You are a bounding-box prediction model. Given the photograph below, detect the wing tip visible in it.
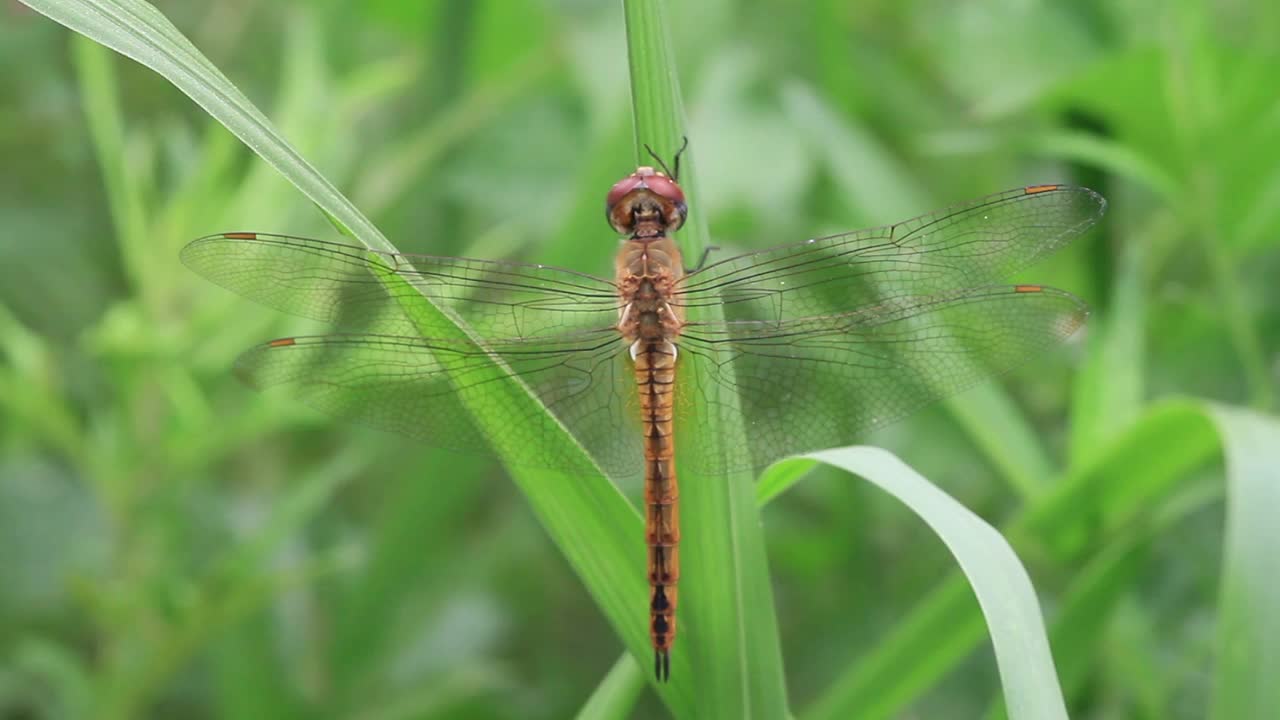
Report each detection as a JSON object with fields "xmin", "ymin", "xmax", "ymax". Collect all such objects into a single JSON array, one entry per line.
[
  {"xmin": 1022, "ymin": 183, "xmax": 1108, "ymax": 217},
  {"xmin": 1024, "ymin": 285, "xmax": 1091, "ymax": 337},
  {"xmin": 179, "ymin": 232, "xmax": 262, "ymax": 269},
  {"xmin": 1011, "ymin": 284, "xmax": 1090, "ymax": 315},
  {"xmin": 232, "ymin": 337, "xmax": 302, "ymax": 389}
]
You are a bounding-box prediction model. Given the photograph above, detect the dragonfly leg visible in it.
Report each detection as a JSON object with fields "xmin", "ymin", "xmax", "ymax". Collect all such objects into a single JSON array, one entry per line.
[{"xmin": 685, "ymin": 245, "xmax": 720, "ymax": 273}]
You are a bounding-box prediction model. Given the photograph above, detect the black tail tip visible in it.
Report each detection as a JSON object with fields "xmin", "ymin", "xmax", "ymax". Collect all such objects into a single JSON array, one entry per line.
[{"xmin": 654, "ymin": 649, "xmax": 670, "ymax": 682}]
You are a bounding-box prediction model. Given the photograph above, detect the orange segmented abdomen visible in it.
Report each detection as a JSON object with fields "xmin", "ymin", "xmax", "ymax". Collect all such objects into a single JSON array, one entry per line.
[{"xmin": 635, "ymin": 340, "xmax": 680, "ymax": 682}]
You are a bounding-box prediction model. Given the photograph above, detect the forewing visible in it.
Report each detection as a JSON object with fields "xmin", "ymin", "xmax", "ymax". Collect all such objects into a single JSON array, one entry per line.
[
  {"xmin": 676, "ymin": 185, "xmax": 1104, "ymax": 324},
  {"xmin": 181, "ymin": 233, "xmax": 622, "ymax": 340},
  {"xmin": 676, "ymin": 285, "xmax": 1088, "ymax": 475},
  {"xmin": 237, "ymin": 330, "xmax": 643, "ymax": 479}
]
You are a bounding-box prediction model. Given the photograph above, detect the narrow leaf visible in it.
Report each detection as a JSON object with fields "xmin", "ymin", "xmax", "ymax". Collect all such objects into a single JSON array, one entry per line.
[
  {"xmin": 801, "ymin": 447, "xmax": 1068, "ymax": 720},
  {"xmin": 575, "ymin": 655, "xmax": 646, "ymax": 720}
]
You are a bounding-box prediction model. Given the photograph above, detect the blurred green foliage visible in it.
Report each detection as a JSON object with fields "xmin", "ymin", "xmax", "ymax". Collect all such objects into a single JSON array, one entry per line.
[{"xmin": 2, "ymin": 0, "xmax": 1279, "ymax": 718}]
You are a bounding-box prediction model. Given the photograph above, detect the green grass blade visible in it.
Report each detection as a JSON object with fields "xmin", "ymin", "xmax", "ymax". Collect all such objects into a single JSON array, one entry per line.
[
  {"xmin": 805, "ymin": 399, "xmax": 1280, "ymax": 718},
  {"xmin": 623, "ymin": 1, "xmax": 788, "ymax": 715},
  {"xmin": 1207, "ymin": 405, "xmax": 1280, "ymax": 718},
  {"xmin": 999, "ymin": 403, "xmax": 1280, "ymax": 719},
  {"xmin": 69, "ymin": 37, "xmax": 149, "ymax": 287},
  {"xmin": 575, "ymin": 654, "xmax": 646, "ymax": 720},
  {"xmin": 755, "ymin": 459, "xmax": 819, "ymax": 506},
  {"xmin": 800, "ymin": 447, "xmax": 1069, "ymax": 720},
  {"xmin": 803, "ymin": 401, "xmax": 1221, "ymax": 719},
  {"xmin": 982, "ymin": 479, "xmax": 1225, "ymax": 720}
]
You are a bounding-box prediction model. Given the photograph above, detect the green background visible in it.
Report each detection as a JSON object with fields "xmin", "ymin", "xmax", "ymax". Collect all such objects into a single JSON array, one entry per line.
[{"xmin": 2, "ymin": 0, "xmax": 1277, "ymax": 718}]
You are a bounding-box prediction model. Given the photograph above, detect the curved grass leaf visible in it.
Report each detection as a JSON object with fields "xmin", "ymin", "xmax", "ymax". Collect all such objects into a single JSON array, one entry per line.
[
  {"xmin": 802, "ymin": 399, "xmax": 1280, "ymax": 719},
  {"xmin": 981, "ymin": 478, "xmax": 1225, "ymax": 720},
  {"xmin": 798, "ymin": 447, "xmax": 1069, "ymax": 720},
  {"xmin": 801, "ymin": 401, "xmax": 1217, "ymax": 719}
]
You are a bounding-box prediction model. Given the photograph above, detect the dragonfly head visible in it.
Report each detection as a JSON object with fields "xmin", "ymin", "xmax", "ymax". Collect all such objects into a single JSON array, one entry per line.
[{"xmin": 606, "ymin": 166, "xmax": 688, "ymax": 237}]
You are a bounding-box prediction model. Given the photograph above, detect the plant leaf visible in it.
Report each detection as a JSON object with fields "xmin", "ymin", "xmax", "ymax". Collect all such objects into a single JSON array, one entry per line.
[
  {"xmin": 799, "ymin": 447, "xmax": 1068, "ymax": 720},
  {"xmin": 1207, "ymin": 405, "xmax": 1280, "ymax": 719},
  {"xmin": 575, "ymin": 655, "xmax": 646, "ymax": 720},
  {"xmin": 805, "ymin": 399, "xmax": 1279, "ymax": 718}
]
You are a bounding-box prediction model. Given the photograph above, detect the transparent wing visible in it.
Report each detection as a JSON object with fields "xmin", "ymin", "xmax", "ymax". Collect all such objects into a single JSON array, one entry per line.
[
  {"xmin": 675, "ymin": 185, "xmax": 1105, "ymax": 324},
  {"xmin": 235, "ymin": 330, "xmax": 644, "ymax": 479},
  {"xmin": 185, "ymin": 186, "xmax": 1101, "ymax": 479},
  {"xmin": 676, "ymin": 284, "xmax": 1088, "ymax": 475},
  {"xmin": 181, "ymin": 233, "xmax": 622, "ymax": 339}
]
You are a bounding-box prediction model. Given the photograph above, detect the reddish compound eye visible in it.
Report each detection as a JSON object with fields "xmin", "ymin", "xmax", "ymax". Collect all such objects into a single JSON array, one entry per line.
[
  {"xmin": 643, "ymin": 173, "xmax": 685, "ymax": 205},
  {"xmin": 606, "ymin": 175, "xmax": 646, "ymax": 212}
]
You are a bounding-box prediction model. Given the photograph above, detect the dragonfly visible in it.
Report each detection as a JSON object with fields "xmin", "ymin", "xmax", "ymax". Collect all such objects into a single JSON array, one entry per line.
[{"xmin": 182, "ymin": 145, "xmax": 1105, "ymax": 682}]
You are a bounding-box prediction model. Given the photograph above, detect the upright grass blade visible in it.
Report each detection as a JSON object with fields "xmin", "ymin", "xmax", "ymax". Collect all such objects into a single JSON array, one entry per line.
[
  {"xmin": 19, "ymin": 0, "xmax": 689, "ymax": 713},
  {"xmin": 623, "ymin": 1, "xmax": 788, "ymax": 716},
  {"xmin": 71, "ymin": 37, "xmax": 148, "ymax": 291}
]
